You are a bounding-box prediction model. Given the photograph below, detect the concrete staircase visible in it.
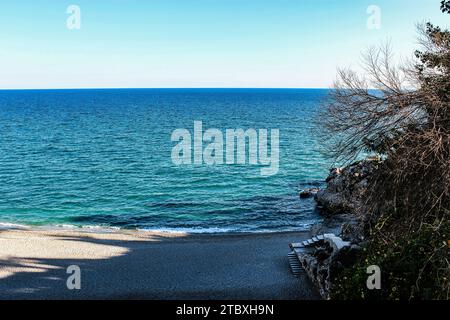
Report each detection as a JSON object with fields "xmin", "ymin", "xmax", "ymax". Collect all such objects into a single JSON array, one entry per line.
[
  {"xmin": 287, "ymin": 233, "xmax": 350, "ymax": 277},
  {"xmin": 287, "ymin": 251, "xmax": 302, "ymax": 277}
]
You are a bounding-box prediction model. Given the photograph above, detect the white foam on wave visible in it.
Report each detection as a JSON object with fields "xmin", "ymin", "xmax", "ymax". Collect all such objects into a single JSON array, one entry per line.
[
  {"xmin": 0, "ymin": 221, "xmax": 313, "ymax": 234},
  {"xmin": 0, "ymin": 222, "xmax": 30, "ymax": 230},
  {"xmin": 0, "ymin": 221, "xmax": 122, "ymax": 233},
  {"xmin": 137, "ymin": 226, "xmax": 239, "ymax": 234},
  {"xmin": 81, "ymin": 225, "xmax": 121, "ymax": 231},
  {"xmin": 51, "ymin": 224, "xmax": 122, "ymax": 232}
]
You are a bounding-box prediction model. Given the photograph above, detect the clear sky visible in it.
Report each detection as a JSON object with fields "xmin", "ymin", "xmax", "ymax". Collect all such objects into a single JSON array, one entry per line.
[{"xmin": 0, "ymin": 0, "xmax": 448, "ymax": 89}]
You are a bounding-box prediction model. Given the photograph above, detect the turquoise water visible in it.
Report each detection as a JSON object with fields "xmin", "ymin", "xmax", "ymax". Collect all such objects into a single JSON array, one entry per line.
[{"xmin": 0, "ymin": 89, "xmax": 330, "ymax": 233}]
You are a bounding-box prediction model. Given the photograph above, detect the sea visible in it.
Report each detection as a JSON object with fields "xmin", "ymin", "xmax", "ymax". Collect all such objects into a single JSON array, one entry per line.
[{"xmin": 0, "ymin": 88, "xmax": 332, "ymax": 233}]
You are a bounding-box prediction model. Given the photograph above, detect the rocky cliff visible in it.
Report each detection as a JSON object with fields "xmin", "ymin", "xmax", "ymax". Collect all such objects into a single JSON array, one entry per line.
[
  {"xmin": 314, "ymin": 159, "xmax": 381, "ymax": 216},
  {"xmin": 291, "ymin": 159, "xmax": 381, "ymax": 299}
]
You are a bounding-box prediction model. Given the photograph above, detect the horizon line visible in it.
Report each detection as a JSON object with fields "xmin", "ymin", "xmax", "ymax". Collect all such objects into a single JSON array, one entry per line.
[{"xmin": 0, "ymin": 87, "xmax": 332, "ymax": 91}]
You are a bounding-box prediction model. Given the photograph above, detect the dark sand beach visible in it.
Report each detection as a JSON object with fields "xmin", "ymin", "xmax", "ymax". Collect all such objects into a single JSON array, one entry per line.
[{"xmin": 0, "ymin": 228, "xmax": 320, "ymax": 299}]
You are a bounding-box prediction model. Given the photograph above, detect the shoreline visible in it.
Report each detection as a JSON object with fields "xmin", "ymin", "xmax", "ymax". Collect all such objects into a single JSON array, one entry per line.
[
  {"xmin": 0, "ymin": 226, "xmax": 320, "ymax": 299},
  {"xmin": 0, "ymin": 220, "xmax": 319, "ymax": 237}
]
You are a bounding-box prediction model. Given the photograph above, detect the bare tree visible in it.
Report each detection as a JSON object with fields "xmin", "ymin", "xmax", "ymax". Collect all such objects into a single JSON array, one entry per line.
[
  {"xmin": 317, "ymin": 21, "xmax": 449, "ymax": 298},
  {"xmin": 318, "ymin": 22, "xmax": 449, "ymax": 215},
  {"xmin": 317, "ymin": 42, "xmax": 424, "ymax": 164}
]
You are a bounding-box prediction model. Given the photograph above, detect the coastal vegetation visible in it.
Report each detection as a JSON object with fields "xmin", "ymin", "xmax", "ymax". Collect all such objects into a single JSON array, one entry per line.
[{"xmin": 317, "ymin": 2, "xmax": 449, "ymax": 299}]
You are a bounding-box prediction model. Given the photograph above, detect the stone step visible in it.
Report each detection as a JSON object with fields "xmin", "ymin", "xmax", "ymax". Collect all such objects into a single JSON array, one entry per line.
[
  {"xmin": 287, "ymin": 252, "xmax": 302, "ymax": 277},
  {"xmin": 323, "ymin": 234, "xmax": 351, "ymax": 251},
  {"xmin": 290, "ymin": 233, "xmax": 335, "ymax": 251},
  {"xmin": 289, "ymin": 242, "xmax": 305, "ymax": 249}
]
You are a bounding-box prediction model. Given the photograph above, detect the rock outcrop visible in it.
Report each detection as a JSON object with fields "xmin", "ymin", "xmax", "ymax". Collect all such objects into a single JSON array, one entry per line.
[
  {"xmin": 314, "ymin": 159, "xmax": 380, "ymax": 215},
  {"xmin": 299, "ymin": 187, "xmax": 320, "ymax": 198},
  {"xmin": 290, "ymin": 158, "xmax": 380, "ymax": 299}
]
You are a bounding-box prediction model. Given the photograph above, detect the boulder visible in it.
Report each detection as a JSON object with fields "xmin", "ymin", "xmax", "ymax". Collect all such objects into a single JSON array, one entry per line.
[{"xmin": 299, "ymin": 187, "xmax": 320, "ymax": 198}]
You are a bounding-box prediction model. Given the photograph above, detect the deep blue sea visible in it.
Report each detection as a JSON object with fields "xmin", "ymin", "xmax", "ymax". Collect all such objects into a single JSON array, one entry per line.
[{"xmin": 0, "ymin": 89, "xmax": 331, "ymax": 233}]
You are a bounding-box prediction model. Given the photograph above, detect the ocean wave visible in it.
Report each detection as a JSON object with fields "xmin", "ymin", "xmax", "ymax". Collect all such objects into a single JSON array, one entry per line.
[
  {"xmin": 0, "ymin": 221, "xmax": 121, "ymax": 232},
  {"xmin": 137, "ymin": 226, "xmax": 239, "ymax": 234},
  {"xmin": 0, "ymin": 222, "xmax": 30, "ymax": 230},
  {"xmin": 0, "ymin": 220, "xmax": 316, "ymax": 234}
]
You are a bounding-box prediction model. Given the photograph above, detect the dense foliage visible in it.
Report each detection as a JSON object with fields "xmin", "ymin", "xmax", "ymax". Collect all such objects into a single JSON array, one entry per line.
[{"xmin": 442, "ymin": 0, "xmax": 450, "ymax": 14}]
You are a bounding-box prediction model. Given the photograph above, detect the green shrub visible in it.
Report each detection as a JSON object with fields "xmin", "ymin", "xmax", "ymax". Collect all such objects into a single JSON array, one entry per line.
[{"xmin": 332, "ymin": 223, "xmax": 449, "ymax": 300}]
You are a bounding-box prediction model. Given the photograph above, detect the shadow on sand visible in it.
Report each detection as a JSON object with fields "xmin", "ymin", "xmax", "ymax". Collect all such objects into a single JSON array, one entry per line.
[{"xmin": 0, "ymin": 230, "xmax": 320, "ymax": 300}]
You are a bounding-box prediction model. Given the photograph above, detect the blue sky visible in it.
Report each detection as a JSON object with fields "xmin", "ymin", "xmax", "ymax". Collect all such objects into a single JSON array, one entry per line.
[{"xmin": 0, "ymin": 0, "xmax": 448, "ymax": 89}]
